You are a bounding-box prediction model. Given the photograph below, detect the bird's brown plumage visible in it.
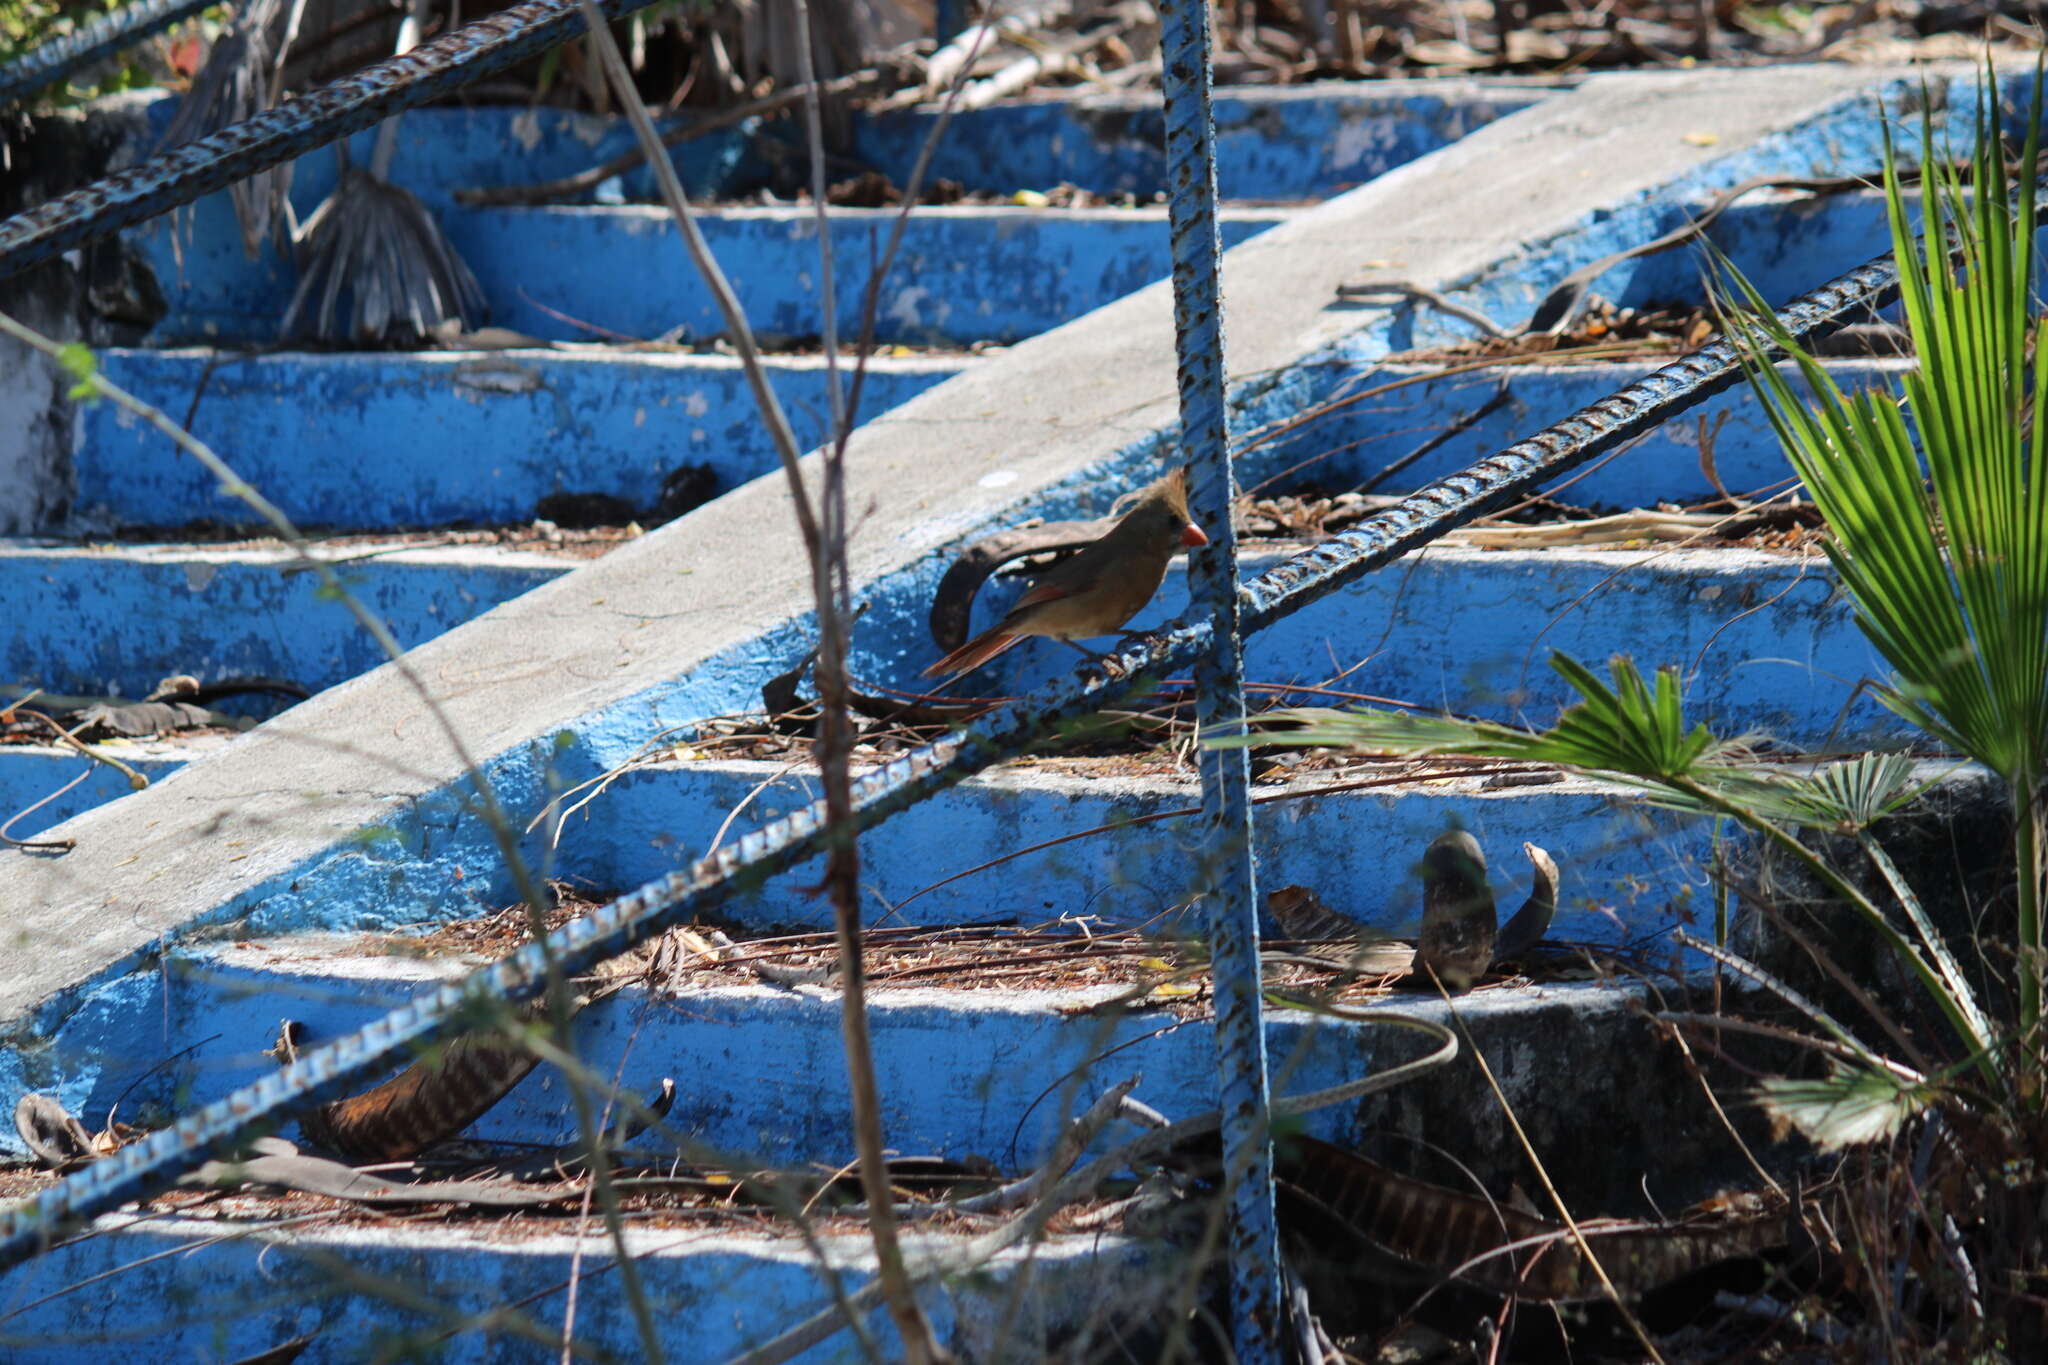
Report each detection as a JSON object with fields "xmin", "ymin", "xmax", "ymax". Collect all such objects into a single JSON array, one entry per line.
[{"xmin": 922, "ymin": 468, "xmax": 1208, "ymax": 679}]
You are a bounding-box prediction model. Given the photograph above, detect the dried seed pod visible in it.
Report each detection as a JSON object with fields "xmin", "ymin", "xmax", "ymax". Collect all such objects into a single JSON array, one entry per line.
[
  {"xmin": 297, "ymin": 1022, "xmax": 542, "ymax": 1165},
  {"xmin": 1494, "ymin": 842, "xmax": 1561, "ymax": 964},
  {"xmin": 1415, "ymin": 830, "xmax": 1495, "ymax": 991},
  {"xmin": 14, "ymin": 1094, "xmax": 95, "ymax": 1170}
]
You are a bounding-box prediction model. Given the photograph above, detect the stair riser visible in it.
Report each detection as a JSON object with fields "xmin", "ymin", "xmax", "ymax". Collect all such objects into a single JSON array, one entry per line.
[
  {"xmin": 0, "ymin": 550, "xmax": 559, "ymax": 699},
  {"xmin": 76, "ymin": 351, "xmax": 962, "ymax": 531},
  {"xmin": 1244, "ymin": 359, "xmax": 1906, "ymax": 510},
  {"xmin": 3, "ymin": 1214, "xmax": 1154, "ymax": 1364},
  {"xmin": 79, "ymin": 347, "xmax": 1902, "ymax": 536},
  {"xmin": 132, "ymin": 203, "xmax": 1284, "ymax": 347},
  {"xmin": 0, "ymin": 747, "xmax": 190, "ymax": 840},
  {"xmin": 857, "ymin": 84, "xmax": 1545, "ymax": 200},
  {"xmin": 30, "ymin": 948, "xmax": 1719, "ymax": 1214},
  {"xmin": 5, "ymin": 541, "xmax": 1870, "ymax": 741},
  {"xmin": 578, "ymin": 764, "xmax": 1712, "ymax": 946},
  {"xmin": 863, "ymin": 548, "xmax": 1885, "ymax": 745}
]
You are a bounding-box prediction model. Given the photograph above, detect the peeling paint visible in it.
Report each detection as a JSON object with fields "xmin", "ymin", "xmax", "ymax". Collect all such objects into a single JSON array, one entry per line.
[
  {"xmin": 451, "ymin": 360, "xmax": 543, "ymax": 394},
  {"xmin": 508, "ymin": 107, "xmax": 542, "ymax": 151}
]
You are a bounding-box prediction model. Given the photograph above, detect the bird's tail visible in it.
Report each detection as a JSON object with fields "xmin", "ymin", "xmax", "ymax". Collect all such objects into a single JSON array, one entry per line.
[{"xmin": 921, "ymin": 628, "xmax": 1025, "ymax": 679}]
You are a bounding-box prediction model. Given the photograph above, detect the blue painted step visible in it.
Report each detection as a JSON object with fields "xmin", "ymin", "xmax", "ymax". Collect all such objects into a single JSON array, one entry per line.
[
  {"xmin": 8, "ymin": 1209, "xmax": 1152, "ymax": 1363},
  {"xmin": 123, "ymin": 81, "xmax": 1538, "ymax": 207},
  {"xmin": 0, "ymin": 539, "xmax": 1880, "ymax": 796},
  {"xmin": 74, "ymin": 350, "xmax": 1904, "ymax": 534},
  {"xmin": 853, "ymin": 546, "xmax": 1888, "ymax": 746},
  {"xmin": 855, "ymin": 81, "xmax": 1547, "ymax": 201},
  {"xmin": 566, "ymin": 761, "xmax": 1713, "ymax": 948},
  {"xmin": 132, "ymin": 203, "xmax": 1291, "ymax": 347},
  {"xmin": 77, "ymin": 349, "xmax": 965, "ymax": 531},
  {"xmin": 0, "ymin": 742, "xmax": 197, "ymax": 841},
  {"xmin": 1240, "ymin": 358, "xmax": 1906, "ymax": 511},
  {"xmin": 32, "ymin": 928, "xmax": 1680, "ymax": 1211},
  {"xmin": 0, "ymin": 542, "xmax": 560, "ymax": 699}
]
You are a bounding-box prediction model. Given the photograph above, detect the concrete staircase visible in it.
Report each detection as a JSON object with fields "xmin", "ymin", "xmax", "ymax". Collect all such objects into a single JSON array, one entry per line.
[{"xmin": 0, "ymin": 65, "xmax": 1966, "ymax": 1360}]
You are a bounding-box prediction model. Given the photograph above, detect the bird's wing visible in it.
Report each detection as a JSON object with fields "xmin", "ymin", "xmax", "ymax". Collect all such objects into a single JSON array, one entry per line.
[{"xmin": 1009, "ymin": 579, "xmax": 1076, "ymax": 612}]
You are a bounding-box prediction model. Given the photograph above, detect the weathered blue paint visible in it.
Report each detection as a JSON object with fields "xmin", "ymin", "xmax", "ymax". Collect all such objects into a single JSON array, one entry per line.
[
  {"xmin": 0, "ymin": 78, "xmax": 1971, "ymax": 1258},
  {"xmin": 76, "ymin": 350, "xmax": 964, "ymax": 530},
  {"xmin": 28, "ymin": 126, "xmax": 1932, "ymax": 887},
  {"xmin": 854, "ymin": 82, "xmax": 1550, "ymax": 201},
  {"xmin": 19, "ymin": 85, "xmax": 1930, "ymax": 894},
  {"xmin": 919, "ymin": 547, "xmax": 1886, "ymax": 745},
  {"xmin": 1238, "ymin": 359, "xmax": 1911, "ymax": 509},
  {"xmin": 2, "ymin": 1211, "xmax": 1153, "ymax": 1362},
  {"xmin": 577, "ymin": 762, "xmax": 1717, "ymax": 946},
  {"xmin": 0, "ymin": 746, "xmax": 191, "ymax": 839},
  {"xmin": 28, "ymin": 925, "xmax": 1675, "ymax": 1205},
  {"xmin": 124, "ymin": 87, "xmax": 768, "ymax": 207},
  {"xmin": 131, "ymin": 202, "xmax": 1287, "ymax": 347},
  {"xmin": 73, "ymin": 348, "xmax": 1906, "ymax": 537},
  {"xmin": 0, "ymin": 546, "xmax": 562, "ymax": 699},
  {"xmin": 1158, "ymin": 0, "xmax": 1280, "ymax": 1351},
  {"xmin": 0, "ymin": 237, "xmax": 1897, "ymax": 1250}
]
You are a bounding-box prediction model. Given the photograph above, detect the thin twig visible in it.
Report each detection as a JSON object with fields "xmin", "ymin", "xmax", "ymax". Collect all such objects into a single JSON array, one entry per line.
[
  {"xmin": 570, "ymin": 5, "xmax": 939, "ymax": 1357},
  {"xmin": 0, "ymin": 764, "xmax": 89, "ymax": 851},
  {"xmin": 792, "ymin": 0, "xmax": 844, "ymax": 441},
  {"xmin": 14, "ymin": 706, "xmax": 150, "ymax": 791},
  {"xmin": 1432, "ymin": 968, "xmax": 1669, "ymax": 1365}
]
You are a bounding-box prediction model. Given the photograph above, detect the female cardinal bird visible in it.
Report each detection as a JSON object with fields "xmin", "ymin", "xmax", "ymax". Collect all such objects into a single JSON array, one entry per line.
[{"xmin": 923, "ymin": 467, "xmax": 1209, "ymax": 680}]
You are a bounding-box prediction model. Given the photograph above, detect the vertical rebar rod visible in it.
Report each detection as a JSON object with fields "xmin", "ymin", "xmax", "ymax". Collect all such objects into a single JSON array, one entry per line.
[{"xmin": 1156, "ymin": 0, "xmax": 1282, "ymax": 1358}]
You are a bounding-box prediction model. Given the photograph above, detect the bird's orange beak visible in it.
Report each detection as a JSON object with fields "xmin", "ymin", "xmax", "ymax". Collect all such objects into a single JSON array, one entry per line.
[{"xmin": 1181, "ymin": 523, "xmax": 1209, "ymax": 548}]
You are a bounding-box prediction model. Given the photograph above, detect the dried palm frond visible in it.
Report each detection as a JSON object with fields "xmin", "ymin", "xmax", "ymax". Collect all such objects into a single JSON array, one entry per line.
[
  {"xmin": 158, "ymin": 0, "xmax": 310, "ymax": 259},
  {"xmin": 282, "ymin": 145, "xmax": 485, "ymax": 341},
  {"xmin": 279, "ymin": 0, "xmax": 483, "ymax": 342}
]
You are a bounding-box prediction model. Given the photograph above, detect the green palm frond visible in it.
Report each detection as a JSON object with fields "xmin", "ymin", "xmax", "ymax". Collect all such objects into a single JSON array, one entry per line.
[
  {"xmin": 1223, "ymin": 654, "xmax": 1732, "ymax": 785},
  {"xmin": 1722, "ymin": 79, "xmax": 2048, "ymax": 794},
  {"xmin": 1214, "ymin": 655, "xmax": 2002, "ymax": 1083},
  {"xmin": 1723, "ymin": 66, "xmax": 2048, "ymax": 1038},
  {"xmin": 1758, "ymin": 1064, "xmax": 1938, "ymax": 1152},
  {"xmin": 1656, "ymin": 752, "xmax": 1931, "ymax": 831}
]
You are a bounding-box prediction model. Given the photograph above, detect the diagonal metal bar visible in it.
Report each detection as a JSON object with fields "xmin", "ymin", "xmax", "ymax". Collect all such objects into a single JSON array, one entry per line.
[
  {"xmin": 0, "ymin": 249, "xmax": 1902, "ymax": 1272},
  {"xmin": 1157, "ymin": 0, "xmax": 1280, "ymax": 1358},
  {"xmin": 0, "ymin": 0, "xmax": 218, "ymax": 111},
  {"xmin": 0, "ymin": 0, "xmax": 664, "ymax": 282}
]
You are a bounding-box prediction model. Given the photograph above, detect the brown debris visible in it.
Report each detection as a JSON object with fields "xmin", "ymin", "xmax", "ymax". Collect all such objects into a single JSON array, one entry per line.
[
  {"xmin": 1276, "ymin": 1134, "xmax": 1791, "ymax": 1302},
  {"xmin": 296, "ymin": 1023, "xmax": 550, "ymax": 1166}
]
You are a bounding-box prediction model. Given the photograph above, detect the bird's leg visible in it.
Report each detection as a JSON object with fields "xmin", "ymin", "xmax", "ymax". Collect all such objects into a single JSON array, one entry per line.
[{"xmin": 1054, "ymin": 638, "xmax": 1126, "ymax": 678}]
